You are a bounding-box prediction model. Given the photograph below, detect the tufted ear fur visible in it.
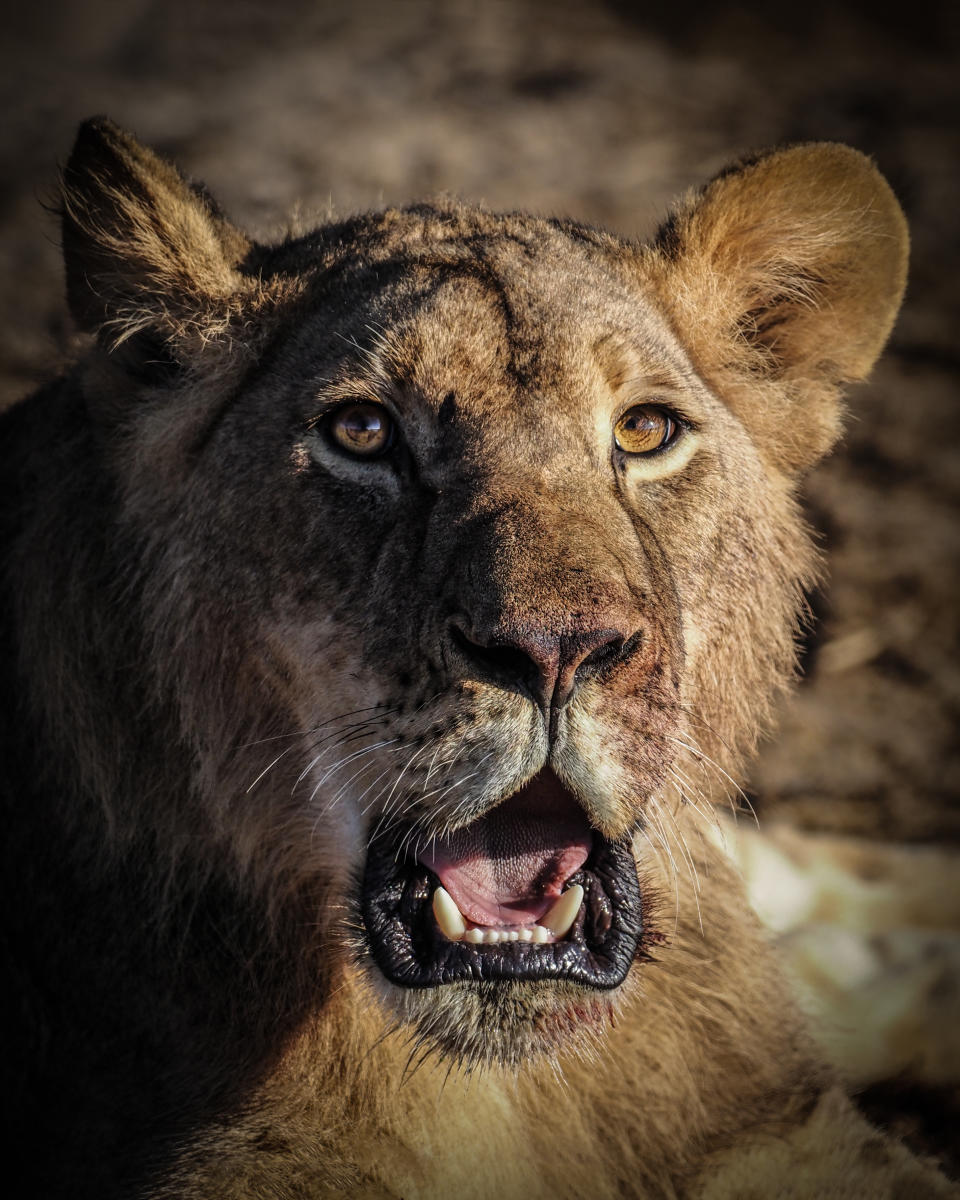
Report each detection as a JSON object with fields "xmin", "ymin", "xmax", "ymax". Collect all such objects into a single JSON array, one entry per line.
[
  {"xmin": 60, "ymin": 117, "xmax": 254, "ymax": 368},
  {"xmin": 647, "ymin": 143, "xmax": 909, "ymax": 474}
]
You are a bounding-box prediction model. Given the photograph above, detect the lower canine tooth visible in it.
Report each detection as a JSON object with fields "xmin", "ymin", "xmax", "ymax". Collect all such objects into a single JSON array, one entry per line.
[
  {"xmin": 540, "ymin": 884, "xmax": 584, "ymax": 939},
  {"xmin": 432, "ymin": 886, "xmax": 466, "ymax": 941}
]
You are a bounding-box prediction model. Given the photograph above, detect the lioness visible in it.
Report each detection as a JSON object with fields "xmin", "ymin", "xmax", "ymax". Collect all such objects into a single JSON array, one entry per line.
[{"xmin": 0, "ymin": 118, "xmax": 949, "ymax": 1198}]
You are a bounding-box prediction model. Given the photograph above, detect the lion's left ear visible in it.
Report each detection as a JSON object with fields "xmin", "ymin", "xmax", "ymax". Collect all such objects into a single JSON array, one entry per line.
[{"xmin": 646, "ymin": 144, "xmax": 909, "ymax": 473}]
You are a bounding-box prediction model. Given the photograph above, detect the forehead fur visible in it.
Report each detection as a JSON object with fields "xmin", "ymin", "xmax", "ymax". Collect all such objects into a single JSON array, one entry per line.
[
  {"xmin": 262, "ymin": 200, "xmax": 612, "ymax": 276},
  {"xmin": 264, "ymin": 203, "xmax": 652, "ymax": 339}
]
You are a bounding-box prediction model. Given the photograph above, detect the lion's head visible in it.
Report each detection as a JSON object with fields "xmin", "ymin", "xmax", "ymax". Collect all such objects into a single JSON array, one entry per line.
[{"xmin": 22, "ymin": 120, "xmax": 906, "ymax": 1076}]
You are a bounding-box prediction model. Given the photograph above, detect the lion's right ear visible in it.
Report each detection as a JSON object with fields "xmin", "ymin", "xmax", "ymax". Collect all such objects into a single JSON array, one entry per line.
[{"xmin": 61, "ymin": 117, "xmax": 253, "ymax": 355}]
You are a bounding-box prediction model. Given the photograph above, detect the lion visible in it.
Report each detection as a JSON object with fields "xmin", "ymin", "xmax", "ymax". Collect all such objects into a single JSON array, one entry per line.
[{"xmin": 0, "ymin": 117, "xmax": 951, "ymax": 1198}]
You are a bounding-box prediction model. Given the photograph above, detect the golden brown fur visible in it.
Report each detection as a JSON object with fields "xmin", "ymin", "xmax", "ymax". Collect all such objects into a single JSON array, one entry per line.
[{"xmin": 1, "ymin": 119, "xmax": 949, "ymax": 1196}]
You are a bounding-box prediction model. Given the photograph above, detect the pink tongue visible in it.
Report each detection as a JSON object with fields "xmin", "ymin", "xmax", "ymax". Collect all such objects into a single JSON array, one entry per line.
[{"xmin": 419, "ymin": 769, "xmax": 592, "ymax": 927}]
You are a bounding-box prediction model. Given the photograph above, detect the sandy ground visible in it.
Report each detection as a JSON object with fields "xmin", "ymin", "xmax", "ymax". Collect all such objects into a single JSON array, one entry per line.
[{"xmin": 2, "ymin": 0, "xmax": 958, "ymax": 1177}]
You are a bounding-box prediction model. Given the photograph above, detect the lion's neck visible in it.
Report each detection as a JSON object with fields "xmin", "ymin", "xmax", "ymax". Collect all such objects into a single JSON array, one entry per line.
[{"xmin": 210, "ymin": 982, "xmax": 646, "ymax": 1200}]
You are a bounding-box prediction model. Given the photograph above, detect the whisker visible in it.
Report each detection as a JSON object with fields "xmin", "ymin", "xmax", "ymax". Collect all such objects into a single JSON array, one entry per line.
[
  {"xmin": 239, "ymin": 704, "xmax": 396, "ymax": 749},
  {"xmin": 244, "ymin": 707, "xmax": 396, "ymax": 796},
  {"xmin": 245, "ymin": 742, "xmax": 297, "ymax": 794},
  {"xmin": 308, "ymin": 738, "xmax": 400, "ymax": 791},
  {"xmin": 665, "ymin": 734, "xmax": 758, "ymax": 827}
]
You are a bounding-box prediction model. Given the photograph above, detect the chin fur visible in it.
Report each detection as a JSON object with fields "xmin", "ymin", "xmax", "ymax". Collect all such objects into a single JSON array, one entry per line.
[{"xmin": 380, "ymin": 975, "xmax": 625, "ymax": 1071}]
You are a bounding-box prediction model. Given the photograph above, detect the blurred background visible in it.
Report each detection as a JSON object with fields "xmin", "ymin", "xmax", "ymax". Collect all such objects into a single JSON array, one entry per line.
[{"xmin": 3, "ymin": 0, "xmax": 958, "ymax": 1175}]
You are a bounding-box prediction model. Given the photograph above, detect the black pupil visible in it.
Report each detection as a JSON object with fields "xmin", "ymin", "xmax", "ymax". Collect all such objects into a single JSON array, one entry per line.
[
  {"xmin": 345, "ymin": 409, "xmax": 380, "ymax": 435},
  {"xmin": 337, "ymin": 405, "xmax": 387, "ymax": 452},
  {"xmin": 627, "ymin": 414, "xmax": 655, "ymax": 431}
]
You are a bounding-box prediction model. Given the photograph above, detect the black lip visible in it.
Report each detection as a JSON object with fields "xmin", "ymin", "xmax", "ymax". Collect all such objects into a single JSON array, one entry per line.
[{"xmin": 362, "ymin": 829, "xmax": 643, "ymax": 989}]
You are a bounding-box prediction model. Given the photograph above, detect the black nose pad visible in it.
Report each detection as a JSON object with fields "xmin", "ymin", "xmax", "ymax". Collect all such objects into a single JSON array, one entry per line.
[{"xmin": 449, "ymin": 621, "xmax": 641, "ymax": 712}]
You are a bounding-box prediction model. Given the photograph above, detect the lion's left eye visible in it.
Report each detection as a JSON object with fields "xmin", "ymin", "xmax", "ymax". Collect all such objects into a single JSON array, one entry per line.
[
  {"xmin": 326, "ymin": 402, "xmax": 394, "ymax": 458},
  {"xmin": 614, "ymin": 405, "xmax": 679, "ymax": 455}
]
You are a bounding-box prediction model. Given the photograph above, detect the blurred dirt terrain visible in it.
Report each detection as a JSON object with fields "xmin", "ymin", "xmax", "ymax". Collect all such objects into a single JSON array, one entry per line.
[{"xmin": 2, "ymin": 0, "xmax": 958, "ymax": 1178}]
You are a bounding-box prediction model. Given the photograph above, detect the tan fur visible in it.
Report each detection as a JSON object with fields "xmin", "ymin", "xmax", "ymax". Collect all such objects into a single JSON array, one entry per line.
[{"xmin": 2, "ymin": 120, "xmax": 947, "ymax": 1197}]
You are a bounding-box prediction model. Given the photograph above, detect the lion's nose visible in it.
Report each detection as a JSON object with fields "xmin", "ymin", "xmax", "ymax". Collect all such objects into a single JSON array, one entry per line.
[{"xmin": 449, "ymin": 619, "xmax": 641, "ymax": 714}]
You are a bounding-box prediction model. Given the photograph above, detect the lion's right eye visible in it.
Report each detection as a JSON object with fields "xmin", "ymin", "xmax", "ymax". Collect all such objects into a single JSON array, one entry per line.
[
  {"xmin": 325, "ymin": 402, "xmax": 394, "ymax": 458},
  {"xmin": 614, "ymin": 405, "xmax": 679, "ymax": 456}
]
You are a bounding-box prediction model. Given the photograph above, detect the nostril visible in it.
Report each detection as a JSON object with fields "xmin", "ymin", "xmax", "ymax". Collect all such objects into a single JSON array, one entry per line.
[
  {"xmin": 449, "ymin": 623, "xmax": 545, "ymax": 697},
  {"xmin": 577, "ymin": 637, "xmax": 625, "ymax": 675},
  {"xmin": 574, "ymin": 628, "xmax": 643, "ymax": 684}
]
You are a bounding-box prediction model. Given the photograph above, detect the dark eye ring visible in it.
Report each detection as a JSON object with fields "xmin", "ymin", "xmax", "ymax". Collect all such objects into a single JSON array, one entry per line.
[
  {"xmin": 325, "ymin": 401, "xmax": 394, "ymax": 459},
  {"xmin": 613, "ymin": 405, "xmax": 680, "ymax": 456}
]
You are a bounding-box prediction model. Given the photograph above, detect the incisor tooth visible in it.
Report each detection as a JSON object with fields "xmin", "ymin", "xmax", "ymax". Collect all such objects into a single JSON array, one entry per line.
[
  {"xmin": 540, "ymin": 884, "xmax": 584, "ymax": 939},
  {"xmin": 465, "ymin": 927, "xmax": 484, "ymax": 944},
  {"xmin": 532, "ymin": 925, "xmax": 549, "ymax": 944},
  {"xmin": 432, "ymin": 887, "xmax": 466, "ymax": 941}
]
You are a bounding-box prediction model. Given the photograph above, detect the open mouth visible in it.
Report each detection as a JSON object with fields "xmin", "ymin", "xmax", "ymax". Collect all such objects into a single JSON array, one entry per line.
[{"xmin": 361, "ymin": 768, "xmax": 644, "ymax": 988}]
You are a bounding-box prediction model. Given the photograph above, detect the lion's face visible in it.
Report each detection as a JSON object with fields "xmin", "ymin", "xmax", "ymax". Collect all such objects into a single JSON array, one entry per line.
[
  {"xmin": 128, "ymin": 228, "xmax": 806, "ymax": 1064},
  {"xmin": 57, "ymin": 123, "xmax": 908, "ymax": 1069}
]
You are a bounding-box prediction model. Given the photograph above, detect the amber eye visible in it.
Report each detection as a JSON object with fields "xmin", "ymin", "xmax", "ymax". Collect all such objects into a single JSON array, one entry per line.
[
  {"xmin": 327, "ymin": 402, "xmax": 394, "ymax": 458},
  {"xmin": 614, "ymin": 405, "xmax": 679, "ymax": 455}
]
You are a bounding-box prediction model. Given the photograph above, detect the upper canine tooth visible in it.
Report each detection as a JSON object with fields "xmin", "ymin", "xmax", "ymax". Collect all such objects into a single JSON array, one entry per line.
[
  {"xmin": 432, "ymin": 886, "xmax": 466, "ymax": 941},
  {"xmin": 540, "ymin": 884, "xmax": 584, "ymax": 939}
]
